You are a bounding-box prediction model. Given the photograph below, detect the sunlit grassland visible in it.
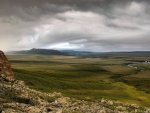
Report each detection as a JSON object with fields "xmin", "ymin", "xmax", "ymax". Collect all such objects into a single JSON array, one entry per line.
[{"xmin": 7, "ymin": 55, "xmax": 150, "ymax": 107}]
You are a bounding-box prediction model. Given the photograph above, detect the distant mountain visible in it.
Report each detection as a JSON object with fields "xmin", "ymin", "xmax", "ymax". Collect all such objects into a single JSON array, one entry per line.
[
  {"xmin": 7, "ymin": 48, "xmax": 150, "ymax": 57},
  {"xmin": 7, "ymin": 48, "xmax": 96, "ymax": 56},
  {"xmin": 61, "ymin": 50, "xmax": 95, "ymax": 56},
  {"xmin": 8, "ymin": 48, "xmax": 64, "ymax": 55}
]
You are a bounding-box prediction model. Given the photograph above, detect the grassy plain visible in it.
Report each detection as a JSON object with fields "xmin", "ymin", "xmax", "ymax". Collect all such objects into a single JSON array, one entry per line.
[{"xmin": 7, "ymin": 55, "xmax": 150, "ymax": 107}]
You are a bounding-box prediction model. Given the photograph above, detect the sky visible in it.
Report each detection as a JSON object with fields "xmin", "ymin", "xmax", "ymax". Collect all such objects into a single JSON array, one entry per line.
[{"xmin": 0, "ymin": 0, "xmax": 150, "ymax": 52}]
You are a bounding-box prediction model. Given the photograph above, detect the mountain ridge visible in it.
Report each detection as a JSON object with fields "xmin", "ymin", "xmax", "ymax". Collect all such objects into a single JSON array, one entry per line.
[{"xmin": 7, "ymin": 48, "xmax": 150, "ymax": 57}]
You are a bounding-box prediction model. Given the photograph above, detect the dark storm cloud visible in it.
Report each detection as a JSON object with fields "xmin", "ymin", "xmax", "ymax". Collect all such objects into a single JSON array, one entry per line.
[
  {"xmin": 0, "ymin": 0, "xmax": 141, "ymax": 18},
  {"xmin": 0, "ymin": 0, "xmax": 150, "ymax": 51}
]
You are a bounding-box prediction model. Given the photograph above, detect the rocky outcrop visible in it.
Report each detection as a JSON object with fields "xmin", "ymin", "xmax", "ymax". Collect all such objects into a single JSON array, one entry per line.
[
  {"xmin": 0, "ymin": 80, "xmax": 149, "ymax": 113},
  {"xmin": 0, "ymin": 50, "xmax": 14, "ymax": 82}
]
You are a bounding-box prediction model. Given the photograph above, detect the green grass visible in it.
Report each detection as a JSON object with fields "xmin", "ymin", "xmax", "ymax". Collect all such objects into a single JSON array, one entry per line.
[{"xmin": 7, "ymin": 55, "xmax": 150, "ymax": 107}]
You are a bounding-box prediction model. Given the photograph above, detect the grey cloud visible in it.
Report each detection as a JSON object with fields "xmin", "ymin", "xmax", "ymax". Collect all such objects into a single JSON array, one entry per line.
[{"xmin": 0, "ymin": 0, "xmax": 150, "ymax": 51}]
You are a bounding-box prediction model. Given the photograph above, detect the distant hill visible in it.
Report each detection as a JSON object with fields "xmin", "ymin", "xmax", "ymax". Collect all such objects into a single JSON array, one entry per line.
[
  {"xmin": 7, "ymin": 48, "xmax": 95, "ymax": 56},
  {"xmin": 61, "ymin": 50, "xmax": 95, "ymax": 56},
  {"xmin": 8, "ymin": 48, "xmax": 64, "ymax": 55},
  {"xmin": 94, "ymin": 51, "xmax": 150, "ymax": 57},
  {"xmin": 7, "ymin": 48, "xmax": 150, "ymax": 57}
]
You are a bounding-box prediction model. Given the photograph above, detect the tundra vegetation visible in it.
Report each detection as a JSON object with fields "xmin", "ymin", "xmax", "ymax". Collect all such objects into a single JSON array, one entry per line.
[{"xmin": 7, "ymin": 55, "xmax": 150, "ymax": 107}]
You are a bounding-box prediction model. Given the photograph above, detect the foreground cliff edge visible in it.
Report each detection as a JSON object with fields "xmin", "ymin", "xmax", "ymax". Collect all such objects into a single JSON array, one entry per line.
[{"xmin": 0, "ymin": 51, "xmax": 150, "ymax": 113}]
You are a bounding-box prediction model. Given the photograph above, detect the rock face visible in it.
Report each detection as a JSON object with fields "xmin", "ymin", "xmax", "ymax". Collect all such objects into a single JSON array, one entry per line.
[{"xmin": 0, "ymin": 50, "xmax": 14, "ymax": 82}]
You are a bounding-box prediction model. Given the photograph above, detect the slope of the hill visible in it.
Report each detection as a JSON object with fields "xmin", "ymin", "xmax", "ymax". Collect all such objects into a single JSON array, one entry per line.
[{"xmin": 0, "ymin": 77, "xmax": 149, "ymax": 113}]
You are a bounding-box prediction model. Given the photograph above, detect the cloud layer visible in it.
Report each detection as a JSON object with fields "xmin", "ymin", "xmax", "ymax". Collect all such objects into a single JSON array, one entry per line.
[{"xmin": 0, "ymin": 0, "xmax": 150, "ymax": 51}]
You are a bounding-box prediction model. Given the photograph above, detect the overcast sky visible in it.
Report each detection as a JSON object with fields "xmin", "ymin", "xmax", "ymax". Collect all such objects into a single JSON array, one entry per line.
[{"xmin": 0, "ymin": 0, "xmax": 150, "ymax": 52}]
